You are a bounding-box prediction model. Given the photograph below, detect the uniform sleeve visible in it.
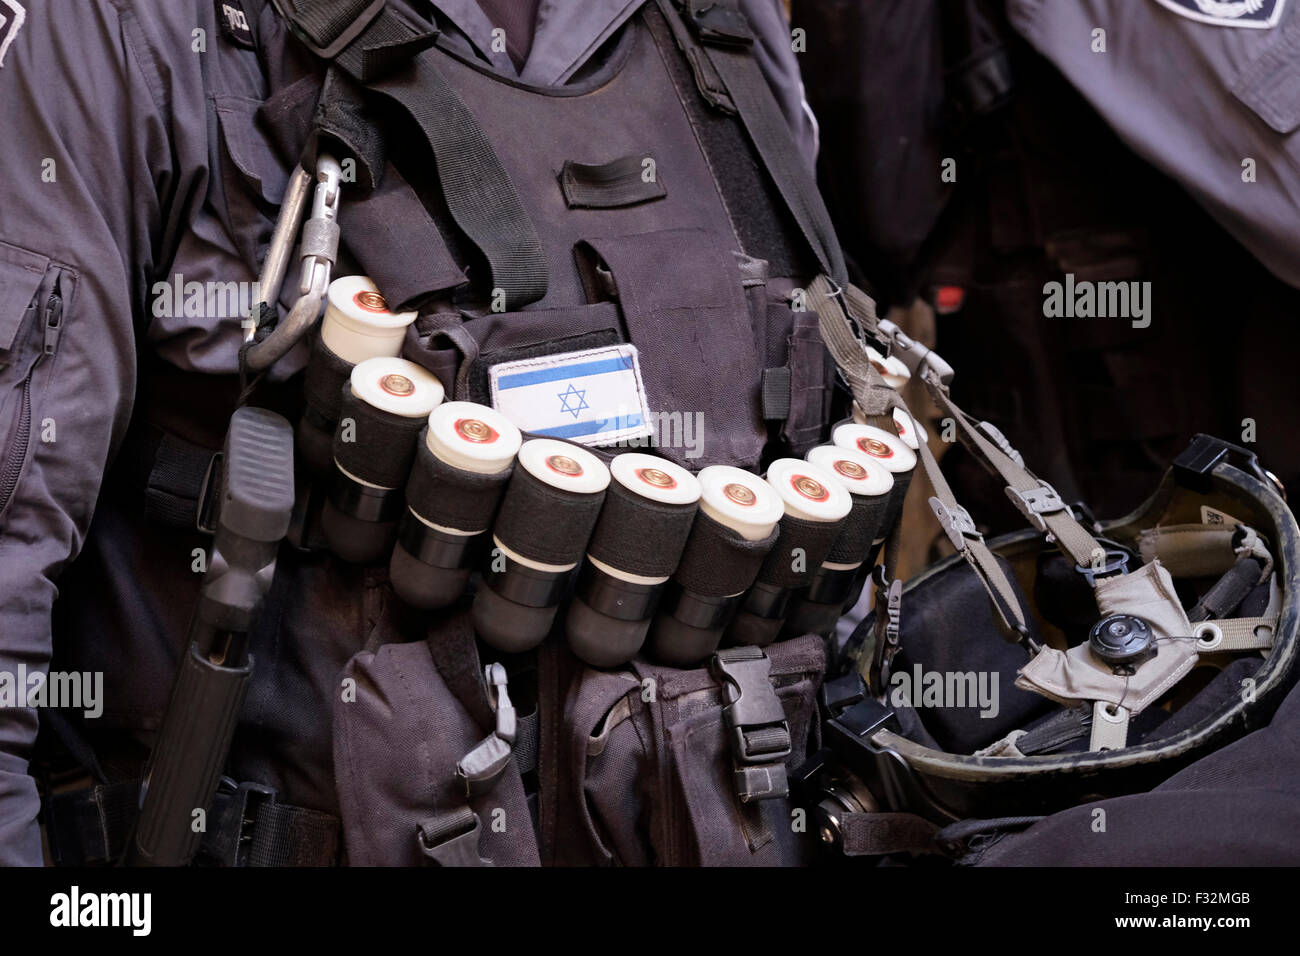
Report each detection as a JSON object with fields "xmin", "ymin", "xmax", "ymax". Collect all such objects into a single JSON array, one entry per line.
[
  {"xmin": 741, "ymin": 0, "xmax": 819, "ymax": 170},
  {"xmin": 0, "ymin": 0, "xmax": 205, "ymax": 865}
]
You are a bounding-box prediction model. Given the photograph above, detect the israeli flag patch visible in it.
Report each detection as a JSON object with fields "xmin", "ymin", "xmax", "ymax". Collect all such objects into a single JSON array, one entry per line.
[
  {"xmin": 489, "ymin": 343, "xmax": 654, "ymax": 447},
  {"xmin": 1151, "ymin": 0, "xmax": 1286, "ymax": 28}
]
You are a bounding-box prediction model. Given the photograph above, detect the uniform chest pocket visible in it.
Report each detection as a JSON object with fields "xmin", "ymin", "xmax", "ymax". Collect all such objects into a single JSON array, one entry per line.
[
  {"xmin": 0, "ymin": 243, "xmax": 73, "ymax": 524},
  {"xmin": 212, "ymin": 94, "xmax": 293, "ymax": 270},
  {"xmin": 576, "ymin": 227, "xmax": 765, "ymax": 470}
]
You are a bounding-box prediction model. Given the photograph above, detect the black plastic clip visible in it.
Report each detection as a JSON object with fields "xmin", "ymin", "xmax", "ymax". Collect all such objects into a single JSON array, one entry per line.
[
  {"xmin": 1173, "ymin": 433, "xmax": 1285, "ymax": 500},
  {"xmin": 682, "ymin": 0, "xmax": 754, "ymax": 48},
  {"xmin": 1073, "ymin": 542, "xmax": 1132, "ymax": 587},
  {"xmin": 204, "ymin": 777, "xmax": 277, "ymax": 866},
  {"xmin": 711, "ymin": 648, "xmax": 791, "ymax": 802},
  {"xmin": 417, "ymin": 807, "xmax": 492, "ymax": 867}
]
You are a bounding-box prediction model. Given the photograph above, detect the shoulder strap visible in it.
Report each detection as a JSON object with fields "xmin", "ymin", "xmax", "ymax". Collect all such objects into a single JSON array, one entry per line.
[
  {"xmin": 659, "ymin": 1, "xmax": 1041, "ymax": 645},
  {"xmin": 657, "ymin": 0, "xmax": 845, "ymax": 287},
  {"xmin": 273, "ymin": 0, "xmax": 549, "ymax": 310}
]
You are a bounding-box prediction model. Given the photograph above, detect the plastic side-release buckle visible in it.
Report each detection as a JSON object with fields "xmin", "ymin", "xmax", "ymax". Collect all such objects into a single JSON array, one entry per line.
[
  {"xmin": 417, "ymin": 807, "xmax": 492, "ymax": 867},
  {"xmin": 682, "ymin": 0, "xmax": 754, "ymax": 47},
  {"xmin": 929, "ymin": 498, "xmax": 982, "ymax": 553},
  {"xmin": 1005, "ymin": 481, "xmax": 1067, "ymax": 533},
  {"xmin": 711, "ymin": 648, "xmax": 792, "ymax": 802},
  {"xmin": 455, "ymin": 663, "xmax": 517, "ymax": 797}
]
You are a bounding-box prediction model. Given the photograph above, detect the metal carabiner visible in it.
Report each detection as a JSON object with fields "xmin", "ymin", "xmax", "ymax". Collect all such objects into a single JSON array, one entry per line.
[{"xmin": 243, "ymin": 153, "xmax": 343, "ymax": 372}]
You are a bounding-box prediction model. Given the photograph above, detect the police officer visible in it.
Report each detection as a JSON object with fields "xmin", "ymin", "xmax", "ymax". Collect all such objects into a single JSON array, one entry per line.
[{"xmin": 0, "ymin": 0, "xmax": 821, "ymax": 866}]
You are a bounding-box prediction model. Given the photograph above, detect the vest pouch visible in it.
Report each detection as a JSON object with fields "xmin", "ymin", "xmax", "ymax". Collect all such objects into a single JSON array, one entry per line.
[
  {"xmin": 771, "ymin": 302, "xmax": 831, "ymax": 455},
  {"xmin": 578, "ymin": 228, "xmax": 766, "ymax": 470},
  {"xmin": 547, "ymin": 635, "xmax": 825, "ymax": 866},
  {"xmin": 332, "ymin": 606, "xmax": 540, "ymax": 866},
  {"xmin": 458, "ymin": 301, "xmax": 625, "ymax": 411}
]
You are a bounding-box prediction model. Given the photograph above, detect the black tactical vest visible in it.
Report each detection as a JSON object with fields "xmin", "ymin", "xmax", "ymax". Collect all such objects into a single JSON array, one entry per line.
[{"xmin": 45, "ymin": 0, "xmax": 854, "ymax": 867}]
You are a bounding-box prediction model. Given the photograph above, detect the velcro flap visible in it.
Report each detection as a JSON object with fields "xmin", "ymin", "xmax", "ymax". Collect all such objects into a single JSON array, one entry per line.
[{"xmin": 560, "ymin": 155, "xmax": 666, "ymax": 209}]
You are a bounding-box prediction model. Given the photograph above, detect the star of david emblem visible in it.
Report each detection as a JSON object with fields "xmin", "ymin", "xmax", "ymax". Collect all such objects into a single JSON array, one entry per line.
[{"xmin": 557, "ymin": 382, "xmax": 590, "ymax": 419}]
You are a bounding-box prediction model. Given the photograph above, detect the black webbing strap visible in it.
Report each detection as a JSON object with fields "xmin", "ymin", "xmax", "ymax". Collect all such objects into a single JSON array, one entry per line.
[
  {"xmin": 839, "ymin": 811, "xmax": 940, "ymax": 857},
  {"xmin": 664, "ymin": 0, "xmax": 845, "ymax": 288},
  {"xmin": 276, "ymin": 0, "xmax": 387, "ymax": 58},
  {"xmin": 116, "ymin": 422, "xmax": 219, "ymax": 532},
  {"xmin": 662, "ymin": 0, "xmax": 904, "ymax": 426},
  {"xmin": 1015, "ymin": 706, "xmax": 1092, "ymax": 756},
  {"xmin": 201, "ymin": 782, "xmax": 341, "ymax": 867},
  {"xmin": 46, "ymin": 781, "xmax": 140, "ymax": 867},
  {"xmin": 45, "ymin": 779, "xmax": 341, "ymax": 867},
  {"xmin": 513, "ymin": 708, "xmax": 540, "ymax": 775},
  {"xmin": 279, "ymin": 0, "xmax": 549, "ymax": 310}
]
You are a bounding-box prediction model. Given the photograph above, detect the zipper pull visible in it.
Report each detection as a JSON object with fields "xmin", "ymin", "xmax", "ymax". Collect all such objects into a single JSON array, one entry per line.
[{"xmin": 43, "ymin": 282, "xmax": 64, "ymax": 356}]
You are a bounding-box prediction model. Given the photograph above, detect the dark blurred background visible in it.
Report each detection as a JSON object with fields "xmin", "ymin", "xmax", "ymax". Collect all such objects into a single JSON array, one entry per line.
[{"xmin": 791, "ymin": 0, "xmax": 1300, "ymax": 571}]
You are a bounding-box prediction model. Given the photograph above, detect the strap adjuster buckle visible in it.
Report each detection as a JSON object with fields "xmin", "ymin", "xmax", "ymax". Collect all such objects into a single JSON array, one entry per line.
[
  {"xmin": 417, "ymin": 808, "xmax": 492, "ymax": 867},
  {"xmin": 682, "ymin": 0, "xmax": 754, "ymax": 48},
  {"xmin": 711, "ymin": 649, "xmax": 791, "ymax": 802},
  {"xmin": 929, "ymin": 498, "xmax": 982, "ymax": 552},
  {"xmin": 207, "ymin": 777, "xmax": 277, "ymax": 865},
  {"xmin": 977, "ymin": 421, "xmax": 1025, "ymax": 468},
  {"xmin": 1005, "ymin": 481, "xmax": 1066, "ymax": 533}
]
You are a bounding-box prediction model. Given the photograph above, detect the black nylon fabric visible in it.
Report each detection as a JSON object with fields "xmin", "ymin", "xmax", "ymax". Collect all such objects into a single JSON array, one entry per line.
[
  {"xmin": 674, "ymin": 512, "xmax": 778, "ymax": 597},
  {"xmin": 586, "ymin": 478, "xmax": 698, "ymax": 578},
  {"xmin": 332, "ymin": 385, "xmax": 427, "ymax": 487},
  {"xmin": 313, "ymin": 66, "xmax": 386, "ymax": 189},
  {"xmin": 303, "ymin": 334, "xmax": 354, "ymax": 422},
  {"xmin": 403, "ymin": 431, "xmax": 512, "ymax": 532},
  {"xmin": 581, "ymin": 228, "xmax": 765, "ymax": 469},
  {"xmin": 645, "ymin": 4, "xmax": 806, "ymax": 279},
  {"xmin": 973, "ymin": 674, "xmax": 1300, "ymax": 866},
  {"xmin": 757, "ymin": 513, "xmax": 843, "ymax": 590},
  {"xmin": 868, "ymin": 555, "xmax": 1052, "ymax": 754},
  {"xmin": 291, "ymin": 0, "xmax": 377, "ymax": 48},
  {"xmin": 333, "ymin": 608, "xmax": 540, "ymax": 865},
  {"xmin": 668, "ymin": 0, "xmax": 845, "ymax": 288},
  {"xmin": 825, "ymin": 493, "xmax": 890, "ymax": 566},
  {"xmin": 335, "ymin": 20, "xmax": 549, "ymax": 310},
  {"xmin": 492, "ymin": 464, "xmax": 606, "ymax": 566}
]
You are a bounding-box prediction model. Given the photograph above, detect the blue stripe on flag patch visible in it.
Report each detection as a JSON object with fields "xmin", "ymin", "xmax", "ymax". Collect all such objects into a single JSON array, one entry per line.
[
  {"xmin": 532, "ymin": 414, "xmax": 645, "ymax": 439},
  {"xmin": 496, "ymin": 357, "xmax": 633, "ymax": 390}
]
